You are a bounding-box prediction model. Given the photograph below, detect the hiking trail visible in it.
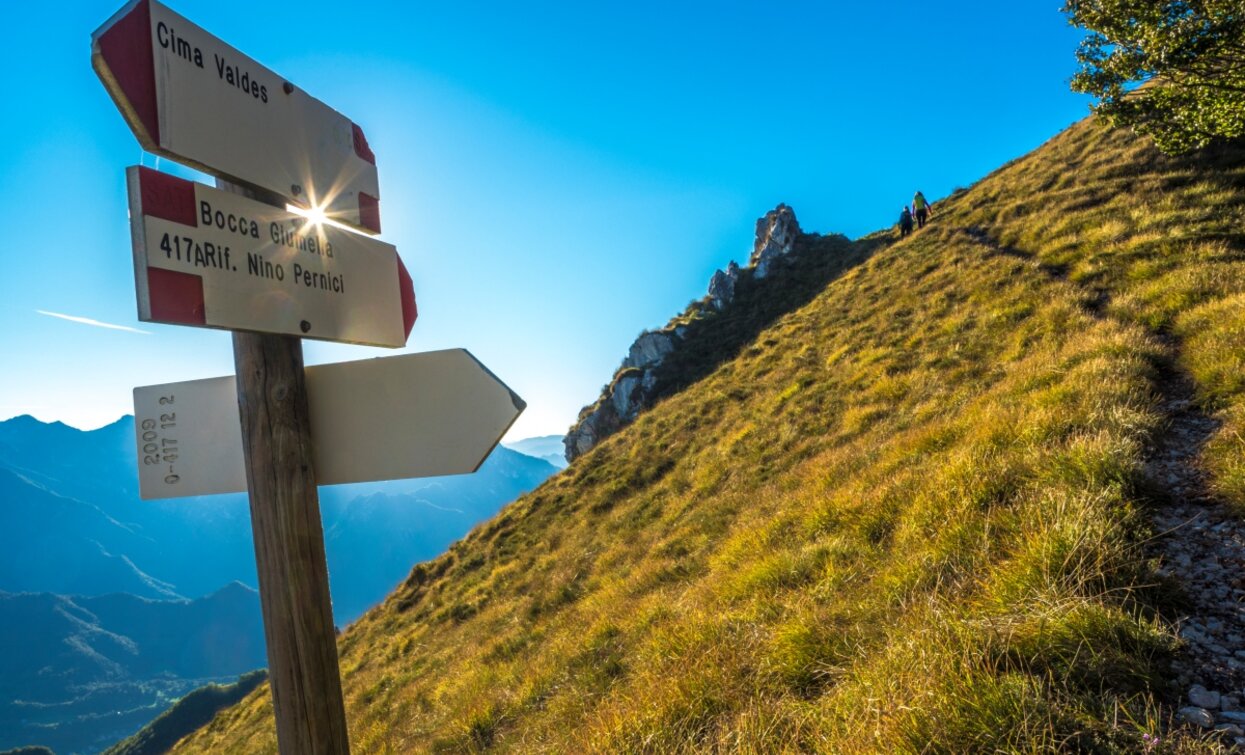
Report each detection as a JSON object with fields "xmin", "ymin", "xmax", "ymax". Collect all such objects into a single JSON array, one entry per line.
[{"xmin": 961, "ymin": 225, "xmax": 1245, "ymax": 744}]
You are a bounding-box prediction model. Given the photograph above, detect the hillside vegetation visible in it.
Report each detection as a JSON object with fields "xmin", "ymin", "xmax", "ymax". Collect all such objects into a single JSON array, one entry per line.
[
  {"xmin": 103, "ymin": 670, "xmax": 266, "ymax": 755},
  {"xmin": 175, "ymin": 118, "xmax": 1245, "ymax": 752}
]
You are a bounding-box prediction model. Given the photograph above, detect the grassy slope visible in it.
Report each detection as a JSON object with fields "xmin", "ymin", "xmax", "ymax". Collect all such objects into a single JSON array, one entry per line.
[
  {"xmin": 946, "ymin": 121, "xmax": 1245, "ymax": 515},
  {"xmin": 103, "ymin": 670, "xmax": 266, "ymax": 755},
  {"xmin": 175, "ymin": 119, "xmax": 1245, "ymax": 753}
]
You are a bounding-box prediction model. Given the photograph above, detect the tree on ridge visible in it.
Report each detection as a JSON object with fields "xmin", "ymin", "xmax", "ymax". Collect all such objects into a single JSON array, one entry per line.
[{"xmin": 1066, "ymin": 0, "xmax": 1245, "ymax": 153}]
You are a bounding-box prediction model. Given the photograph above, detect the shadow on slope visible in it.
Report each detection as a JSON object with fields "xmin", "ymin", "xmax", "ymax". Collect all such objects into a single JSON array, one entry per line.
[{"xmin": 648, "ymin": 232, "xmax": 886, "ymax": 406}]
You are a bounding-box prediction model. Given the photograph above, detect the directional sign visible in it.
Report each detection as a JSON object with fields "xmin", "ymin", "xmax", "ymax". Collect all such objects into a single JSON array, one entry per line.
[
  {"xmin": 127, "ymin": 166, "xmax": 416, "ymax": 346},
  {"xmin": 93, "ymin": 0, "xmax": 382, "ymax": 233},
  {"xmin": 133, "ymin": 349, "xmax": 526, "ymax": 499}
]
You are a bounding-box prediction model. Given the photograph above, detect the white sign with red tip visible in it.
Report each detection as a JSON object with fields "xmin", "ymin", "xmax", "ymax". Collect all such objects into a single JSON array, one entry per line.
[
  {"xmin": 92, "ymin": 0, "xmax": 383, "ymax": 233},
  {"xmin": 133, "ymin": 350, "xmax": 527, "ymax": 500},
  {"xmin": 127, "ymin": 166, "xmax": 416, "ymax": 347}
]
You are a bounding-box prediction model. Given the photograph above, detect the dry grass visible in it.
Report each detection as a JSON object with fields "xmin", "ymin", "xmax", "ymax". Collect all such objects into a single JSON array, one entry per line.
[
  {"xmin": 174, "ymin": 120, "xmax": 1245, "ymax": 753},
  {"xmin": 947, "ymin": 121, "xmax": 1245, "ymax": 518}
]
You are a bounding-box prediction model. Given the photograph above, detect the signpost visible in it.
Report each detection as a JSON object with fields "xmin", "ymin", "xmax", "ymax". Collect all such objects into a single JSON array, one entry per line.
[
  {"xmin": 93, "ymin": 2, "xmax": 526, "ymax": 752},
  {"xmin": 232, "ymin": 326, "xmax": 349, "ymax": 754},
  {"xmin": 127, "ymin": 166, "xmax": 415, "ymax": 346},
  {"xmin": 92, "ymin": 0, "xmax": 383, "ymax": 233},
  {"xmin": 133, "ymin": 350, "xmax": 526, "ymax": 500}
]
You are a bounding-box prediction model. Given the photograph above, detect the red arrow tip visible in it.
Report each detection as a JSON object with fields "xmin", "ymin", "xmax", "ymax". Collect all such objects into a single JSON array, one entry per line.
[
  {"xmin": 359, "ymin": 192, "xmax": 381, "ymax": 233},
  {"xmin": 397, "ymin": 256, "xmax": 417, "ymax": 343},
  {"xmin": 352, "ymin": 123, "xmax": 376, "ymax": 165},
  {"xmin": 95, "ymin": 0, "xmax": 159, "ymax": 147}
]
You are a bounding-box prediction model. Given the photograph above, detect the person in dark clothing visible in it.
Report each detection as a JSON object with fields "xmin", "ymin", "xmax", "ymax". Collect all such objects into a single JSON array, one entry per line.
[
  {"xmin": 898, "ymin": 206, "xmax": 914, "ymax": 237},
  {"xmin": 913, "ymin": 190, "xmax": 932, "ymax": 229}
]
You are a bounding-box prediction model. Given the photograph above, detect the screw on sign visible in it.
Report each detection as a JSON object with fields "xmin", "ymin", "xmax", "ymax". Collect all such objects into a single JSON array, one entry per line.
[{"xmin": 93, "ymin": 2, "xmax": 523, "ymax": 754}]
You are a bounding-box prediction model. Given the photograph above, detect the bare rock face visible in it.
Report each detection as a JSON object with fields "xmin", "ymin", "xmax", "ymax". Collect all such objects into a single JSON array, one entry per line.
[
  {"xmin": 611, "ymin": 372, "xmax": 644, "ymax": 417},
  {"xmin": 564, "ymin": 332, "xmax": 681, "ymax": 463},
  {"xmin": 624, "ymin": 331, "xmax": 678, "ymax": 370},
  {"xmin": 565, "ymin": 368, "xmax": 666, "ymax": 462},
  {"xmin": 708, "ymin": 261, "xmax": 740, "ymax": 311},
  {"xmin": 750, "ymin": 204, "xmax": 801, "ymax": 279},
  {"xmin": 564, "ymin": 414, "xmax": 603, "ymax": 460}
]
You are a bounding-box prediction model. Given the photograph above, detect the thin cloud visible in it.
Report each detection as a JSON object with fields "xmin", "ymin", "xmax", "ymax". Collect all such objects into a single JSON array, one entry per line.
[{"xmin": 36, "ymin": 310, "xmax": 150, "ymax": 335}]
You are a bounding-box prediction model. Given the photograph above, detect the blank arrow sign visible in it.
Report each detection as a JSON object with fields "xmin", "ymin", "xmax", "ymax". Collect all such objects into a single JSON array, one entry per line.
[{"xmin": 133, "ymin": 350, "xmax": 526, "ymax": 500}]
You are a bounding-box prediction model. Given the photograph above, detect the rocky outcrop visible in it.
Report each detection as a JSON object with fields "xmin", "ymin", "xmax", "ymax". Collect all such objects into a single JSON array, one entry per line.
[
  {"xmin": 750, "ymin": 204, "xmax": 801, "ymax": 279},
  {"xmin": 564, "ymin": 204, "xmax": 812, "ymax": 463},
  {"xmin": 564, "ymin": 366, "xmax": 658, "ymax": 461},
  {"xmin": 624, "ymin": 331, "xmax": 678, "ymax": 369},
  {"xmin": 564, "ymin": 332, "xmax": 682, "ymax": 461},
  {"xmin": 707, "ymin": 262, "xmax": 740, "ymax": 310}
]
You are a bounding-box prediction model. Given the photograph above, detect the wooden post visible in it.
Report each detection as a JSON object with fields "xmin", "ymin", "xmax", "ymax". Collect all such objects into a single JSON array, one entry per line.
[{"xmin": 223, "ymin": 180, "xmax": 351, "ymax": 754}]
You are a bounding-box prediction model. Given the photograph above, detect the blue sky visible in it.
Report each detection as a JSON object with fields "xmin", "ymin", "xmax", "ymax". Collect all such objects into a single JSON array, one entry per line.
[{"xmin": 0, "ymin": 0, "xmax": 1090, "ymax": 440}]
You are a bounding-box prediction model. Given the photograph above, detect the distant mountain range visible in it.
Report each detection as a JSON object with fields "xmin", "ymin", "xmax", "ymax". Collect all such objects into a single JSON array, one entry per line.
[
  {"xmin": 0, "ymin": 583, "xmax": 264, "ymax": 754},
  {"xmin": 0, "ymin": 414, "xmax": 559, "ymax": 753},
  {"xmin": 502, "ymin": 434, "xmax": 567, "ymax": 469},
  {"xmin": 0, "ymin": 414, "xmax": 558, "ymax": 615}
]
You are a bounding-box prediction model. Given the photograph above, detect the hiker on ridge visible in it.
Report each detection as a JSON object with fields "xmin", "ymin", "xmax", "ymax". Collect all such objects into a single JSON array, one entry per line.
[
  {"xmin": 912, "ymin": 191, "xmax": 932, "ymax": 229},
  {"xmin": 898, "ymin": 206, "xmax": 914, "ymax": 238}
]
